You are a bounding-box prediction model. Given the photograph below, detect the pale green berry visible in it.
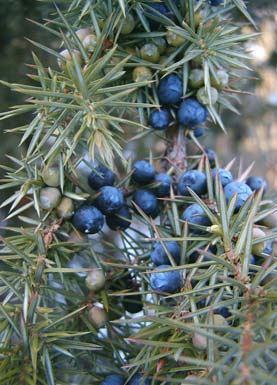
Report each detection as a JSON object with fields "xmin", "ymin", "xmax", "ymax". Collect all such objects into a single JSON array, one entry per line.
[
  {"xmin": 152, "ymin": 37, "xmax": 167, "ymax": 54},
  {"xmin": 85, "ymin": 268, "xmax": 106, "ymax": 292},
  {"xmin": 82, "ymin": 34, "xmax": 97, "ymax": 53},
  {"xmin": 39, "ymin": 187, "xmax": 61, "ymax": 210},
  {"xmin": 258, "ymin": 212, "xmax": 277, "ymax": 229},
  {"xmin": 252, "ymin": 227, "xmax": 266, "ymax": 256},
  {"xmin": 58, "ymin": 49, "xmax": 82, "ymax": 68},
  {"xmin": 56, "ymin": 197, "xmax": 74, "ymax": 220},
  {"xmin": 196, "ymin": 86, "xmax": 218, "ymax": 105},
  {"xmin": 211, "ymin": 69, "xmax": 229, "ymax": 89},
  {"xmin": 189, "ymin": 69, "xmax": 204, "ymax": 89},
  {"xmin": 213, "ymin": 314, "xmax": 228, "ymax": 327},
  {"xmin": 120, "ymin": 14, "xmax": 135, "ymax": 35},
  {"xmin": 76, "ymin": 28, "xmax": 93, "ymax": 42},
  {"xmin": 132, "ymin": 66, "xmax": 152, "ymax": 82},
  {"xmin": 181, "ymin": 375, "xmax": 199, "ymax": 384},
  {"xmin": 192, "ymin": 331, "xmax": 207, "ymax": 350},
  {"xmin": 140, "ymin": 43, "xmax": 160, "ymax": 63},
  {"xmin": 166, "ymin": 30, "xmax": 186, "ymax": 47},
  {"xmin": 42, "ymin": 165, "xmax": 60, "ymax": 187},
  {"xmin": 88, "ymin": 306, "xmax": 108, "ymax": 328}
]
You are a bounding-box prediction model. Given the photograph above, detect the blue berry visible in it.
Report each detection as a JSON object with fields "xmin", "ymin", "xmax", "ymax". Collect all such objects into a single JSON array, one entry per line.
[
  {"xmin": 212, "ymin": 168, "xmax": 233, "ymax": 187},
  {"xmin": 149, "ymin": 0, "xmax": 179, "ymax": 18},
  {"xmin": 106, "ymin": 205, "xmax": 132, "ymax": 231},
  {"xmin": 178, "ymin": 98, "xmax": 208, "ymax": 127},
  {"xmin": 151, "ymin": 241, "xmax": 180, "ymax": 266},
  {"xmin": 101, "ymin": 374, "xmax": 125, "ymax": 385},
  {"xmin": 224, "ymin": 181, "xmax": 253, "ymax": 212},
  {"xmin": 182, "ymin": 203, "xmax": 211, "ymax": 231},
  {"xmin": 150, "ymin": 265, "xmax": 182, "ymax": 293},
  {"xmin": 73, "ymin": 204, "xmax": 104, "ymax": 234},
  {"xmin": 132, "ymin": 160, "xmax": 155, "ymax": 184},
  {"xmin": 158, "ymin": 74, "xmax": 183, "ymax": 105},
  {"xmin": 205, "ymin": 148, "xmax": 216, "ymax": 167},
  {"xmin": 178, "ymin": 170, "xmax": 207, "ymax": 196},
  {"xmin": 149, "ymin": 108, "xmax": 170, "ymax": 130},
  {"xmin": 209, "ymin": 0, "xmax": 224, "ymax": 6},
  {"xmin": 96, "ymin": 186, "xmax": 124, "ymax": 214},
  {"xmin": 154, "ymin": 173, "xmax": 172, "ymax": 197},
  {"xmin": 122, "ymin": 294, "xmax": 143, "ymax": 313},
  {"xmin": 215, "ymin": 307, "xmax": 231, "ymax": 319},
  {"xmin": 193, "ymin": 127, "xmax": 205, "ymax": 138},
  {"xmin": 88, "ymin": 164, "xmax": 115, "ymax": 190},
  {"xmin": 133, "ymin": 189, "xmax": 159, "ymax": 218},
  {"xmin": 246, "ymin": 176, "xmax": 268, "ymax": 193},
  {"xmin": 128, "ymin": 374, "xmax": 151, "ymax": 385}
]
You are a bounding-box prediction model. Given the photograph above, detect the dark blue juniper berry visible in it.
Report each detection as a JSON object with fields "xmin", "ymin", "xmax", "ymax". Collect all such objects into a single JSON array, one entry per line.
[
  {"xmin": 96, "ymin": 186, "xmax": 124, "ymax": 215},
  {"xmin": 182, "ymin": 203, "xmax": 211, "ymax": 232},
  {"xmin": 87, "ymin": 164, "xmax": 115, "ymax": 190},
  {"xmin": 122, "ymin": 294, "xmax": 143, "ymax": 314},
  {"xmin": 101, "ymin": 374, "xmax": 125, "ymax": 385},
  {"xmin": 189, "ymin": 245, "xmax": 217, "ymax": 263},
  {"xmin": 212, "ymin": 168, "xmax": 233, "ymax": 187},
  {"xmin": 132, "ymin": 160, "xmax": 156, "ymax": 184},
  {"xmin": 246, "ymin": 176, "xmax": 268, "ymax": 193},
  {"xmin": 205, "ymin": 147, "xmax": 216, "ymax": 167},
  {"xmin": 149, "ymin": 0, "xmax": 179, "ymax": 18},
  {"xmin": 73, "ymin": 204, "xmax": 104, "ymax": 234},
  {"xmin": 215, "ymin": 307, "xmax": 231, "ymax": 319},
  {"xmin": 224, "ymin": 181, "xmax": 253, "ymax": 212},
  {"xmin": 178, "ymin": 98, "xmax": 208, "ymax": 127},
  {"xmin": 150, "ymin": 265, "xmax": 182, "ymax": 293},
  {"xmin": 209, "ymin": 0, "xmax": 224, "ymax": 5},
  {"xmin": 133, "ymin": 189, "xmax": 159, "ymax": 218},
  {"xmin": 128, "ymin": 373, "xmax": 151, "ymax": 385},
  {"xmin": 106, "ymin": 205, "xmax": 132, "ymax": 231},
  {"xmin": 151, "ymin": 241, "xmax": 180, "ymax": 266},
  {"xmin": 154, "ymin": 173, "xmax": 172, "ymax": 197},
  {"xmin": 158, "ymin": 74, "xmax": 183, "ymax": 105},
  {"xmin": 193, "ymin": 127, "xmax": 205, "ymax": 138},
  {"xmin": 178, "ymin": 170, "xmax": 207, "ymax": 196},
  {"xmin": 149, "ymin": 108, "xmax": 171, "ymax": 130}
]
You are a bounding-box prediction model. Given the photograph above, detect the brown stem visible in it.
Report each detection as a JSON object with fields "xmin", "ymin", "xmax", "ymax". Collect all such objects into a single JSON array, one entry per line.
[{"xmin": 162, "ymin": 124, "xmax": 188, "ymax": 174}]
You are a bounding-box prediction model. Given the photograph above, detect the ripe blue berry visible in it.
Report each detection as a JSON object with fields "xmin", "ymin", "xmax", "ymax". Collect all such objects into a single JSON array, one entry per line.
[
  {"xmin": 215, "ymin": 307, "xmax": 231, "ymax": 319},
  {"xmin": 209, "ymin": 0, "xmax": 224, "ymax": 6},
  {"xmin": 149, "ymin": 108, "xmax": 170, "ymax": 130},
  {"xmin": 181, "ymin": 203, "xmax": 211, "ymax": 231},
  {"xmin": 193, "ymin": 127, "xmax": 205, "ymax": 138},
  {"xmin": 158, "ymin": 74, "xmax": 183, "ymax": 105},
  {"xmin": 178, "ymin": 170, "xmax": 207, "ymax": 196},
  {"xmin": 246, "ymin": 176, "xmax": 268, "ymax": 193},
  {"xmin": 73, "ymin": 204, "xmax": 104, "ymax": 234},
  {"xmin": 128, "ymin": 374, "xmax": 151, "ymax": 385},
  {"xmin": 101, "ymin": 374, "xmax": 125, "ymax": 385},
  {"xmin": 106, "ymin": 205, "xmax": 132, "ymax": 231},
  {"xmin": 122, "ymin": 294, "xmax": 143, "ymax": 314},
  {"xmin": 96, "ymin": 186, "xmax": 124, "ymax": 214},
  {"xmin": 133, "ymin": 190, "xmax": 159, "ymax": 218},
  {"xmin": 88, "ymin": 164, "xmax": 115, "ymax": 190},
  {"xmin": 151, "ymin": 241, "xmax": 180, "ymax": 266},
  {"xmin": 154, "ymin": 173, "xmax": 172, "ymax": 197},
  {"xmin": 150, "ymin": 265, "xmax": 183, "ymax": 293},
  {"xmin": 205, "ymin": 148, "xmax": 216, "ymax": 167},
  {"xmin": 132, "ymin": 160, "xmax": 155, "ymax": 184},
  {"xmin": 178, "ymin": 98, "xmax": 208, "ymax": 127},
  {"xmin": 212, "ymin": 168, "xmax": 233, "ymax": 187},
  {"xmin": 224, "ymin": 181, "xmax": 253, "ymax": 212}
]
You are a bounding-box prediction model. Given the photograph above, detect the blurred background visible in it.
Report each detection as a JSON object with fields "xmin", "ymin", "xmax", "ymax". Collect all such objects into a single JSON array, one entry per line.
[{"xmin": 0, "ymin": 0, "xmax": 276, "ymax": 211}]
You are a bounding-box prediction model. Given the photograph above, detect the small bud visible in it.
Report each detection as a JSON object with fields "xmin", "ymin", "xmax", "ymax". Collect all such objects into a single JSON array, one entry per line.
[
  {"xmin": 39, "ymin": 187, "xmax": 61, "ymax": 210},
  {"xmin": 192, "ymin": 331, "xmax": 207, "ymax": 350},
  {"xmin": 85, "ymin": 268, "xmax": 106, "ymax": 292},
  {"xmin": 88, "ymin": 306, "xmax": 108, "ymax": 329},
  {"xmin": 209, "ymin": 224, "xmax": 222, "ymax": 235}
]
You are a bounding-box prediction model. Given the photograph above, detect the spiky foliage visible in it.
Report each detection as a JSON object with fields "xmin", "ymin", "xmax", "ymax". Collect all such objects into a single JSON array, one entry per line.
[{"xmin": 0, "ymin": 1, "xmax": 276, "ymax": 385}]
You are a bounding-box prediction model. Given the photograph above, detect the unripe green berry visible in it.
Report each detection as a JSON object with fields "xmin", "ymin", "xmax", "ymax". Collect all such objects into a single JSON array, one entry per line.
[
  {"xmin": 258, "ymin": 212, "xmax": 277, "ymax": 229},
  {"xmin": 88, "ymin": 306, "xmax": 108, "ymax": 328},
  {"xmin": 213, "ymin": 314, "xmax": 228, "ymax": 327},
  {"xmin": 211, "ymin": 69, "xmax": 229, "ymax": 89},
  {"xmin": 140, "ymin": 44, "xmax": 160, "ymax": 63},
  {"xmin": 58, "ymin": 49, "xmax": 82, "ymax": 69},
  {"xmin": 42, "ymin": 165, "xmax": 60, "ymax": 187},
  {"xmin": 120, "ymin": 14, "xmax": 135, "ymax": 35},
  {"xmin": 152, "ymin": 37, "xmax": 167, "ymax": 54},
  {"xmin": 189, "ymin": 69, "xmax": 204, "ymax": 89},
  {"xmin": 166, "ymin": 30, "xmax": 186, "ymax": 47},
  {"xmin": 252, "ymin": 227, "xmax": 266, "ymax": 256},
  {"xmin": 76, "ymin": 28, "xmax": 93, "ymax": 42},
  {"xmin": 39, "ymin": 187, "xmax": 61, "ymax": 210},
  {"xmin": 196, "ymin": 86, "xmax": 218, "ymax": 105},
  {"xmin": 182, "ymin": 375, "xmax": 199, "ymax": 384},
  {"xmin": 85, "ymin": 268, "xmax": 106, "ymax": 292},
  {"xmin": 192, "ymin": 331, "xmax": 207, "ymax": 350},
  {"xmin": 56, "ymin": 197, "xmax": 74, "ymax": 220},
  {"xmin": 133, "ymin": 66, "xmax": 152, "ymax": 82},
  {"xmin": 82, "ymin": 34, "xmax": 97, "ymax": 53}
]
